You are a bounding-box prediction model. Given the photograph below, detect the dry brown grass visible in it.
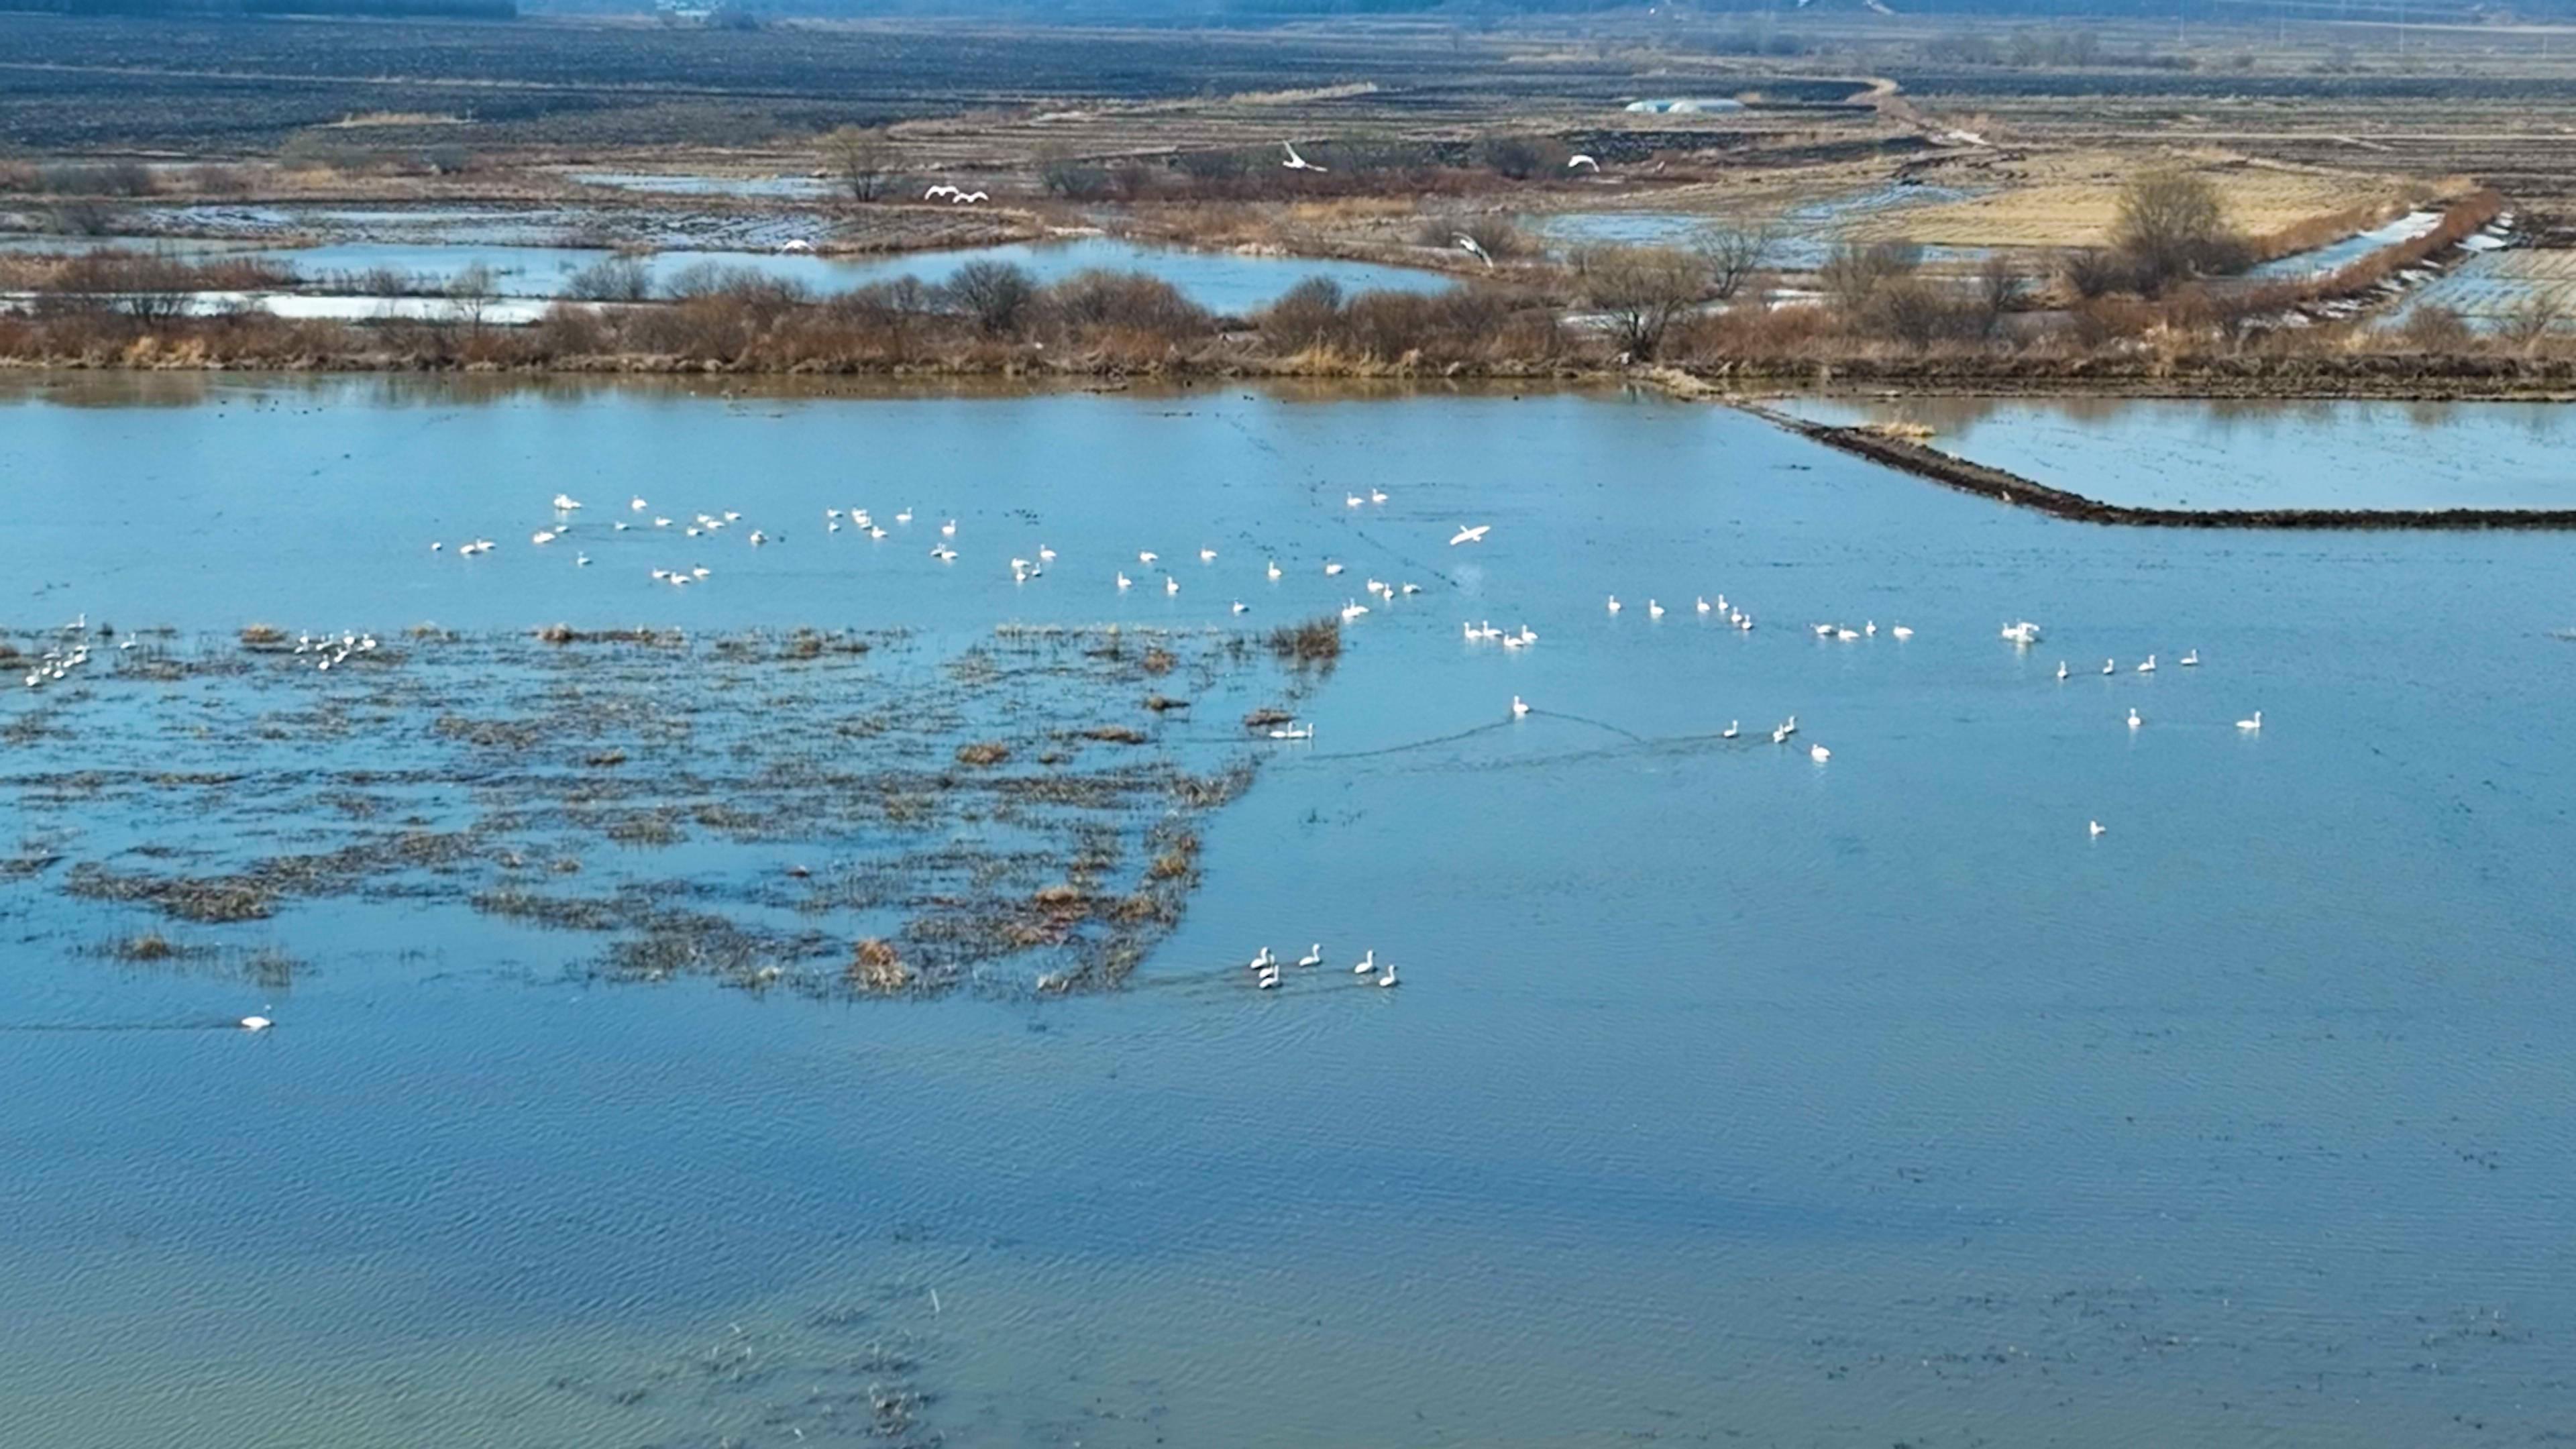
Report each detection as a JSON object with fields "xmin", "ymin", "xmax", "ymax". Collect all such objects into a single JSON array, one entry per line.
[
  {"xmin": 847, "ymin": 936, "xmax": 911, "ymax": 992},
  {"xmin": 1877, "ymin": 152, "xmax": 2417, "ymax": 250},
  {"xmin": 955, "ymin": 741, "xmax": 1012, "ymax": 767}
]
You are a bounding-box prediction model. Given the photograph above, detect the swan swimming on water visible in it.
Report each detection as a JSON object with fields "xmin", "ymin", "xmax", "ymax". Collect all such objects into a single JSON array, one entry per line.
[
  {"xmin": 2237, "ymin": 710, "xmax": 2263, "ymax": 731},
  {"xmin": 239, "ymin": 1014, "xmax": 272, "ymax": 1032},
  {"xmin": 2180, "ymin": 649, "xmax": 2200, "ymax": 667},
  {"xmin": 1721, "ymin": 720, "xmax": 1739, "ymax": 739},
  {"xmin": 2056, "ymin": 660, "xmax": 2070, "ymax": 681},
  {"xmin": 1352, "ymin": 949, "xmax": 1376, "ymax": 975},
  {"xmin": 1511, "ymin": 695, "xmax": 1529, "ymax": 717},
  {"xmin": 2102, "ymin": 658, "xmax": 2115, "ymax": 676},
  {"xmin": 1810, "ymin": 743, "xmax": 1831, "ymax": 763},
  {"xmin": 2128, "ymin": 707, "xmax": 2142, "ymax": 730},
  {"xmin": 1606, "ymin": 595, "xmax": 1621, "ymax": 614},
  {"xmin": 2137, "ymin": 654, "xmax": 2157, "ymax": 673},
  {"xmin": 1297, "ymin": 944, "xmax": 1324, "ymax": 968},
  {"xmin": 2089, "ymin": 819, "xmax": 2106, "ymax": 838}
]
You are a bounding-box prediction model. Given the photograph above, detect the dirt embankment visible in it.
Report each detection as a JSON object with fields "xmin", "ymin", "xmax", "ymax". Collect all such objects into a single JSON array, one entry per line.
[{"xmin": 1735, "ymin": 400, "xmax": 2576, "ymax": 531}]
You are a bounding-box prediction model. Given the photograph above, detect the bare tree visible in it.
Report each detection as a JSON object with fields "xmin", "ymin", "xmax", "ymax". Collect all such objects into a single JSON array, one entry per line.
[
  {"xmin": 445, "ymin": 262, "xmax": 499, "ymax": 331},
  {"xmin": 1818, "ymin": 239, "xmax": 1921, "ymax": 313},
  {"xmin": 1974, "ymin": 254, "xmax": 2027, "ymax": 337},
  {"xmin": 2112, "ymin": 168, "xmax": 2247, "ymax": 295},
  {"xmin": 565, "ymin": 254, "xmax": 655, "ymax": 303},
  {"xmin": 1698, "ymin": 220, "xmax": 1776, "ymax": 301},
  {"xmin": 825, "ymin": 126, "xmax": 900, "ymax": 203},
  {"xmin": 1585, "ymin": 246, "xmax": 1708, "ymax": 360},
  {"xmin": 941, "ymin": 260, "xmax": 1038, "ymax": 336},
  {"xmin": 2496, "ymin": 294, "xmax": 2565, "ymax": 351}
]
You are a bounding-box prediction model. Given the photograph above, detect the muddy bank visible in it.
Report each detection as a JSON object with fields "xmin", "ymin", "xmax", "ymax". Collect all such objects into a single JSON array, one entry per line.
[{"xmin": 1738, "ymin": 400, "xmax": 2576, "ymax": 530}]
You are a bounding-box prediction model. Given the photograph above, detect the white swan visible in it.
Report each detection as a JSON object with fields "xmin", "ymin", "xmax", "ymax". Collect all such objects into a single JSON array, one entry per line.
[
  {"xmin": 1566, "ymin": 153, "xmax": 1600, "ymax": 171},
  {"xmin": 1721, "ymin": 720, "xmax": 1739, "ymax": 739},
  {"xmin": 1137, "ymin": 550, "xmax": 1157, "ymax": 566},
  {"xmin": 1166, "ymin": 576, "xmax": 1180, "ymax": 595},
  {"xmin": 1352, "ymin": 949, "xmax": 1376, "ymax": 975},
  {"xmin": 1810, "ymin": 743, "xmax": 1831, "ymax": 763},
  {"xmin": 1607, "ymin": 595, "xmax": 1622, "ymax": 614},
  {"xmin": 2101, "ymin": 658, "xmax": 2115, "ymax": 676},
  {"xmin": 2236, "ymin": 710, "xmax": 2263, "ymax": 731},
  {"xmin": 1256, "ymin": 966, "xmax": 1281, "ymax": 989},
  {"xmin": 1324, "ymin": 561, "xmax": 1344, "ymax": 576},
  {"xmin": 2088, "ymin": 819, "xmax": 2106, "ymax": 838},
  {"xmin": 1281, "ymin": 140, "xmax": 1326, "ymax": 172},
  {"xmin": 1199, "ymin": 547, "xmax": 1216, "ymax": 564},
  {"xmin": 1346, "ymin": 494, "xmax": 1364, "ymax": 508},
  {"xmin": 1449, "ymin": 525, "xmax": 1491, "ymax": 546},
  {"xmin": 2055, "ymin": 660, "xmax": 2070, "ymax": 681},
  {"xmin": 2180, "ymin": 649, "xmax": 2200, "ymax": 666},
  {"xmin": 1891, "ymin": 625, "xmax": 1914, "ymax": 639},
  {"xmin": 1297, "ymin": 944, "xmax": 1323, "ymax": 968},
  {"xmin": 2128, "ymin": 707, "xmax": 2142, "ymax": 730},
  {"xmin": 1249, "ymin": 947, "xmax": 1276, "ymax": 971},
  {"xmin": 1696, "ymin": 596, "xmax": 1711, "ymax": 614},
  {"xmin": 1511, "ymin": 694, "xmax": 1529, "ymax": 717},
  {"xmin": 239, "ymin": 1015, "xmax": 272, "ymax": 1032},
  {"xmin": 1116, "ymin": 572, "xmax": 1132, "ymax": 590},
  {"xmin": 1266, "ymin": 559, "xmax": 1282, "ymax": 580},
  {"xmin": 1376, "ymin": 963, "xmax": 1400, "ymax": 987},
  {"xmin": 1648, "ymin": 599, "xmax": 1666, "ymax": 619},
  {"xmin": 1370, "ymin": 488, "xmax": 1388, "ymax": 504},
  {"xmin": 2137, "ymin": 654, "xmax": 2157, "ymax": 673}
]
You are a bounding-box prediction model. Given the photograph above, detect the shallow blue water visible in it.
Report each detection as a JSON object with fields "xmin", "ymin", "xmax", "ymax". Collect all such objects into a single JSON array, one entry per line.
[
  {"xmin": 3, "ymin": 378, "xmax": 2575, "ymax": 1446},
  {"xmin": 1780, "ymin": 394, "xmax": 2576, "ymax": 510},
  {"xmin": 2, "ymin": 234, "xmax": 1449, "ymax": 313}
]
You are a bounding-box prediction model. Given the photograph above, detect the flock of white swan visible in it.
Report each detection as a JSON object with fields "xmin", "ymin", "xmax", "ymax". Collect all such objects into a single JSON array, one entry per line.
[
  {"xmin": 1246, "ymin": 943, "xmax": 1396, "ymax": 991},
  {"xmin": 410, "ymin": 484, "xmax": 2279, "ymax": 1000}
]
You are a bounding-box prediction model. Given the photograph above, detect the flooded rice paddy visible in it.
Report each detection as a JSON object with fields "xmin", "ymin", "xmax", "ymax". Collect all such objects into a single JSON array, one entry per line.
[
  {"xmin": 1782, "ymin": 394, "xmax": 2576, "ymax": 511},
  {"xmin": 5, "ymin": 376, "xmax": 2576, "ymax": 1447}
]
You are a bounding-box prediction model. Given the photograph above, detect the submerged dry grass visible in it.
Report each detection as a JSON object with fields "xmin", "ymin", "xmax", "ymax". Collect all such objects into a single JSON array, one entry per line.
[{"xmin": 7, "ymin": 622, "xmax": 1316, "ymax": 999}]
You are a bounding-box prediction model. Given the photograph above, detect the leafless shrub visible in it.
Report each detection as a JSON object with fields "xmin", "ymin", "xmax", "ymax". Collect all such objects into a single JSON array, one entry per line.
[
  {"xmin": 940, "ymin": 260, "xmax": 1038, "ymax": 336},
  {"xmin": 1819, "ymin": 239, "xmax": 1921, "ymax": 311},
  {"xmin": 1585, "ymin": 246, "xmax": 1709, "ymax": 360},
  {"xmin": 2113, "ymin": 168, "xmax": 2252, "ymax": 295},
  {"xmin": 565, "ymin": 254, "xmax": 653, "ymax": 302},
  {"xmin": 1699, "ymin": 221, "xmax": 1776, "ymax": 301}
]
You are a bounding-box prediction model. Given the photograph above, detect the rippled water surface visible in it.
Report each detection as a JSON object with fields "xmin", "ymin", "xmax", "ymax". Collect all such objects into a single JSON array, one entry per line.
[
  {"xmin": 1784, "ymin": 393, "xmax": 2576, "ymax": 510},
  {"xmin": 4, "ymin": 376, "xmax": 2575, "ymax": 1447}
]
